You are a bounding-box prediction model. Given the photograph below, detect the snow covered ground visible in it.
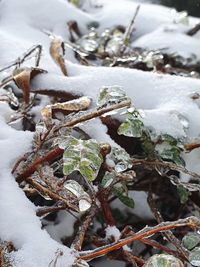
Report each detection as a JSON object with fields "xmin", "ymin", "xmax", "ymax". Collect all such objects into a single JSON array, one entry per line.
[{"xmin": 0, "ymin": 0, "xmax": 200, "ymax": 266}]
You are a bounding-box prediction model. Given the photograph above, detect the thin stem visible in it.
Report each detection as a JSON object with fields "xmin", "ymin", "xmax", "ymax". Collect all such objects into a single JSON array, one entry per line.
[
  {"xmin": 71, "ymin": 205, "xmax": 97, "ymax": 251},
  {"xmin": 132, "ymin": 158, "xmax": 200, "ymax": 181},
  {"xmin": 79, "ymin": 216, "xmax": 200, "ymax": 261}
]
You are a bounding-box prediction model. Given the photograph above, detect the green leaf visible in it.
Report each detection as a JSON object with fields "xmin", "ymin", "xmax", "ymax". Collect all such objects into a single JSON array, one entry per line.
[
  {"xmin": 177, "ymin": 184, "xmax": 189, "ymax": 204},
  {"xmin": 118, "ymin": 118, "xmax": 144, "ymax": 138},
  {"xmin": 109, "ymin": 147, "xmax": 132, "ymax": 172},
  {"xmin": 112, "ymin": 187, "xmax": 134, "ymax": 208},
  {"xmin": 189, "ymin": 247, "xmax": 200, "ymax": 266},
  {"xmin": 160, "ymin": 134, "xmax": 178, "ymax": 146},
  {"xmin": 160, "ymin": 146, "xmax": 185, "ymax": 166},
  {"xmin": 101, "ymin": 172, "xmax": 115, "ymax": 188},
  {"xmin": 97, "ymin": 85, "xmax": 129, "ymax": 106},
  {"xmin": 63, "ymin": 137, "xmax": 103, "ymax": 181},
  {"xmin": 182, "ymin": 233, "xmax": 200, "ymax": 250}
]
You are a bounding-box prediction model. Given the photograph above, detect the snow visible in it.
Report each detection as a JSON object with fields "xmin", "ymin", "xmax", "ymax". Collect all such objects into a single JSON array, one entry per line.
[
  {"xmin": 0, "ymin": 0, "xmax": 200, "ymax": 266},
  {"xmin": 105, "ymin": 225, "xmax": 121, "ymax": 241}
]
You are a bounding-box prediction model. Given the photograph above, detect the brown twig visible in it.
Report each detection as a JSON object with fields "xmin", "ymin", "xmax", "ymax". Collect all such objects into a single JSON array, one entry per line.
[
  {"xmin": 147, "ymin": 191, "xmax": 189, "ymax": 260},
  {"xmin": 0, "ymin": 45, "xmax": 42, "ymax": 74},
  {"xmin": 119, "ymin": 5, "xmax": 140, "ymax": 55},
  {"xmin": 186, "ymin": 23, "xmax": 200, "ymax": 36},
  {"xmin": 71, "ymin": 205, "xmax": 98, "ymax": 251},
  {"xmin": 98, "ymin": 190, "xmax": 116, "ymax": 226},
  {"xmin": 16, "ymin": 146, "xmax": 63, "ymax": 183},
  {"xmin": 184, "ymin": 142, "xmax": 200, "ymax": 152},
  {"xmin": 132, "ymin": 158, "xmax": 200, "ymax": 181},
  {"xmin": 36, "ymin": 204, "xmax": 67, "ymax": 217},
  {"xmin": 78, "ymin": 216, "xmax": 200, "ymax": 261},
  {"xmin": 26, "ymin": 177, "xmax": 79, "ymax": 212}
]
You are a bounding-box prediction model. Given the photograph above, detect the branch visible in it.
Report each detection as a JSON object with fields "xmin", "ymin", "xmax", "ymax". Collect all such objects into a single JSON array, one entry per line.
[
  {"xmin": 79, "ymin": 216, "xmax": 200, "ymax": 261},
  {"xmin": 132, "ymin": 158, "xmax": 200, "ymax": 181},
  {"xmin": 98, "ymin": 190, "xmax": 116, "ymax": 226},
  {"xmin": 26, "ymin": 176, "xmax": 79, "ymax": 212},
  {"xmin": 71, "ymin": 205, "xmax": 97, "ymax": 251},
  {"xmin": 186, "ymin": 23, "xmax": 200, "ymax": 36},
  {"xmin": 147, "ymin": 191, "xmax": 189, "ymax": 260}
]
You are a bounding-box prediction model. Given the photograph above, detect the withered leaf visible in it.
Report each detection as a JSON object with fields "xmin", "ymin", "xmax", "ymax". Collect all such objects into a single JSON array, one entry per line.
[
  {"xmin": 13, "ymin": 67, "xmax": 47, "ymax": 104},
  {"xmin": 41, "ymin": 96, "xmax": 91, "ymax": 121},
  {"xmin": 50, "ymin": 37, "xmax": 67, "ymax": 76}
]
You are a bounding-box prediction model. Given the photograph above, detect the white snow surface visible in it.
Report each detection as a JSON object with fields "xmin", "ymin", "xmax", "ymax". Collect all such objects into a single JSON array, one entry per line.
[{"xmin": 0, "ymin": 0, "xmax": 200, "ymax": 266}]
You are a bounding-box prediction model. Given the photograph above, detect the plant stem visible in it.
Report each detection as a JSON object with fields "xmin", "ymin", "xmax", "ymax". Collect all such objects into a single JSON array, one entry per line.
[{"xmin": 78, "ymin": 216, "xmax": 200, "ymax": 261}]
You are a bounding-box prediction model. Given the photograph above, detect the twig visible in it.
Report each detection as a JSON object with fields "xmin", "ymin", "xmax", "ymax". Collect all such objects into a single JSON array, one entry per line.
[
  {"xmin": 119, "ymin": 5, "xmax": 140, "ymax": 55},
  {"xmin": 71, "ymin": 205, "xmax": 97, "ymax": 251},
  {"xmin": 26, "ymin": 177, "xmax": 79, "ymax": 212},
  {"xmin": 184, "ymin": 142, "xmax": 200, "ymax": 152},
  {"xmin": 36, "ymin": 204, "xmax": 67, "ymax": 217},
  {"xmin": 62, "ymin": 99, "xmax": 131, "ymax": 128},
  {"xmin": 147, "ymin": 191, "xmax": 189, "ymax": 260},
  {"xmin": 98, "ymin": 190, "xmax": 116, "ymax": 226},
  {"xmin": 78, "ymin": 216, "xmax": 200, "ymax": 261},
  {"xmin": 16, "ymin": 146, "xmax": 63, "ymax": 183},
  {"xmin": 186, "ymin": 23, "xmax": 200, "ymax": 36},
  {"xmin": 0, "ymin": 45, "xmax": 42, "ymax": 73},
  {"xmin": 132, "ymin": 158, "xmax": 200, "ymax": 181}
]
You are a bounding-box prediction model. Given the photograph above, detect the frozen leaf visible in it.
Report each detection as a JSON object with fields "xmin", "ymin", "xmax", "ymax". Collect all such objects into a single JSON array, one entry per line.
[
  {"xmin": 64, "ymin": 180, "xmax": 91, "ymax": 212},
  {"xmin": 105, "ymin": 36, "xmax": 123, "ymax": 56},
  {"xmin": 189, "ymin": 247, "xmax": 200, "ymax": 266},
  {"xmin": 109, "ymin": 147, "xmax": 132, "ymax": 173},
  {"xmin": 78, "ymin": 29, "xmax": 98, "ymax": 53},
  {"xmin": 112, "ymin": 186, "xmax": 134, "ymax": 208},
  {"xmin": 41, "ymin": 96, "xmax": 91, "ymax": 122},
  {"xmin": 144, "ymin": 254, "xmax": 184, "ymax": 267},
  {"xmin": 63, "ymin": 137, "xmax": 103, "ymax": 181},
  {"xmin": 177, "ymin": 184, "xmax": 189, "ymax": 204},
  {"xmin": 182, "ymin": 232, "xmax": 200, "ymax": 250},
  {"xmin": 160, "ymin": 146, "xmax": 185, "ymax": 166},
  {"xmin": 97, "ymin": 85, "xmax": 129, "ymax": 106},
  {"xmin": 101, "ymin": 172, "xmax": 115, "ymax": 188},
  {"xmin": 13, "ymin": 67, "xmax": 46, "ymax": 104},
  {"xmin": 78, "ymin": 198, "xmax": 91, "ymax": 212},
  {"xmin": 50, "ymin": 37, "xmax": 67, "ymax": 76},
  {"xmin": 118, "ymin": 118, "xmax": 144, "ymax": 138},
  {"xmin": 64, "ymin": 180, "xmax": 85, "ymax": 197},
  {"xmin": 80, "ymin": 38, "xmax": 98, "ymax": 53}
]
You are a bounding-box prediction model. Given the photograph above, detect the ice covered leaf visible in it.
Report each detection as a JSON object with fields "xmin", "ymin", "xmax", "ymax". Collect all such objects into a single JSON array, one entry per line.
[
  {"xmin": 160, "ymin": 146, "xmax": 185, "ymax": 166},
  {"xmin": 118, "ymin": 118, "xmax": 144, "ymax": 138},
  {"xmin": 109, "ymin": 147, "xmax": 132, "ymax": 173},
  {"xmin": 64, "ymin": 180, "xmax": 85, "ymax": 197},
  {"xmin": 177, "ymin": 184, "xmax": 189, "ymax": 204},
  {"xmin": 182, "ymin": 233, "xmax": 200, "ymax": 250},
  {"xmin": 144, "ymin": 254, "xmax": 184, "ymax": 267},
  {"xmin": 79, "ymin": 198, "xmax": 91, "ymax": 212},
  {"xmin": 112, "ymin": 186, "xmax": 134, "ymax": 208},
  {"xmin": 160, "ymin": 134, "xmax": 178, "ymax": 146},
  {"xmin": 97, "ymin": 86, "xmax": 129, "ymax": 106},
  {"xmin": 64, "ymin": 180, "xmax": 91, "ymax": 212},
  {"xmin": 101, "ymin": 172, "xmax": 115, "ymax": 188},
  {"xmin": 189, "ymin": 247, "xmax": 200, "ymax": 266},
  {"xmin": 63, "ymin": 137, "xmax": 103, "ymax": 181}
]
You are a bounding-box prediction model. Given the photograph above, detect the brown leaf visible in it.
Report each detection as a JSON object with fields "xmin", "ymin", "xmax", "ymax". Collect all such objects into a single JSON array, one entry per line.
[
  {"xmin": 50, "ymin": 37, "xmax": 67, "ymax": 76},
  {"xmin": 13, "ymin": 67, "xmax": 47, "ymax": 104},
  {"xmin": 41, "ymin": 96, "xmax": 91, "ymax": 121}
]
